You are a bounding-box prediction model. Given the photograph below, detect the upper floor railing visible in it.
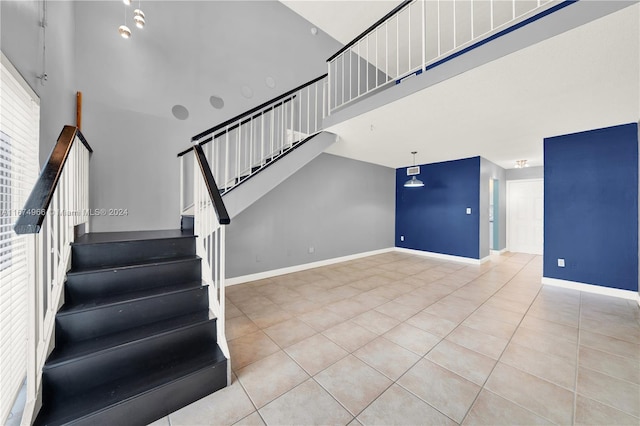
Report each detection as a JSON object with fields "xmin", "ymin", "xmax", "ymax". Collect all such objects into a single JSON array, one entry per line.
[
  {"xmin": 14, "ymin": 125, "xmax": 92, "ymax": 423},
  {"xmin": 180, "ymin": 74, "xmax": 328, "ymax": 195},
  {"xmin": 327, "ymin": 0, "xmax": 563, "ymax": 112}
]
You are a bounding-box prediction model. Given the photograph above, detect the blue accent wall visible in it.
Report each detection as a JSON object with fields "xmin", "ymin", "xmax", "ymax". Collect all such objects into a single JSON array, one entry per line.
[
  {"xmin": 396, "ymin": 157, "xmax": 480, "ymax": 259},
  {"xmin": 544, "ymin": 123, "xmax": 638, "ymax": 291}
]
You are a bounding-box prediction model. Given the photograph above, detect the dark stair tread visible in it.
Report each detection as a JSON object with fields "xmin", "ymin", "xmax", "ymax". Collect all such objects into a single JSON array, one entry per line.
[
  {"xmin": 36, "ymin": 343, "xmax": 226, "ymax": 426},
  {"xmin": 59, "ymin": 282, "xmax": 205, "ymax": 314},
  {"xmin": 73, "ymin": 230, "xmax": 194, "ymax": 245},
  {"xmin": 68, "ymin": 255, "xmax": 200, "ymax": 274},
  {"xmin": 47, "ymin": 311, "xmax": 213, "ymax": 366}
]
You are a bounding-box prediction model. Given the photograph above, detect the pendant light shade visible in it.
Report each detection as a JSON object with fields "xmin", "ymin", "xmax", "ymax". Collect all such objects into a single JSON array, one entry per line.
[
  {"xmin": 118, "ymin": 24, "xmax": 132, "ymax": 38},
  {"xmin": 404, "ymin": 151, "xmax": 424, "ymax": 188},
  {"xmin": 134, "ymin": 9, "xmax": 145, "ymax": 29},
  {"xmin": 404, "ymin": 176, "xmax": 424, "ymax": 188}
]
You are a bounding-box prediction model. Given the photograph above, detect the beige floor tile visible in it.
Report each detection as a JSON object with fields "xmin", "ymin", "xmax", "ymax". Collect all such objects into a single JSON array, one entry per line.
[
  {"xmin": 226, "ymin": 315, "xmax": 260, "ymax": 340},
  {"xmin": 485, "ymin": 362, "xmax": 574, "ymax": 424},
  {"xmin": 383, "ymin": 322, "xmax": 441, "ymax": 355},
  {"xmin": 519, "ymin": 315, "xmax": 578, "ymax": 343},
  {"xmin": 426, "ymin": 340, "xmax": 496, "ymax": 386},
  {"xmin": 527, "ymin": 303, "xmax": 580, "ymax": 328},
  {"xmin": 226, "ymin": 302, "xmax": 244, "ymax": 319},
  {"xmin": 297, "ymin": 307, "xmax": 347, "ymax": 332},
  {"xmin": 472, "ymin": 305, "xmax": 524, "ymax": 326},
  {"xmin": 366, "ymin": 285, "xmax": 411, "ymax": 300},
  {"xmin": 351, "ymin": 310, "xmax": 400, "ymax": 335},
  {"xmin": 579, "ymin": 345, "xmax": 640, "ymax": 385},
  {"xmin": 322, "ymin": 321, "xmax": 378, "ymax": 352},
  {"xmin": 445, "ymin": 325, "xmax": 509, "ymax": 360},
  {"xmin": 147, "ymin": 417, "xmax": 170, "ymax": 426},
  {"xmin": 462, "ymin": 313, "xmax": 518, "ymax": 340},
  {"xmin": 169, "ymin": 377, "xmax": 255, "ymax": 426},
  {"xmin": 285, "ymin": 333, "xmax": 348, "ymax": 375},
  {"xmin": 357, "ymin": 384, "xmax": 456, "ymax": 426},
  {"xmin": 397, "ymin": 358, "xmax": 480, "ymax": 423},
  {"xmin": 580, "ymin": 330, "xmax": 640, "ymax": 361},
  {"xmin": 580, "ymin": 317, "xmax": 640, "ymax": 344},
  {"xmin": 510, "ymin": 326, "xmax": 577, "ymax": 362},
  {"xmin": 245, "ymin": 304, "xmax": 293, "ymax": 329},
  {"xmin": 423, "ymin": 300, "xmax": 474, "ymax": 323},
  {"xmin": 232, "ymin": 411, "xmax": 265, "ymax": 426},
  {"xmin": 577, "ymin": 366, "xmax": 640, "ymax": 417},
  {"xmin": 315, "ymin": 355, "xmax": 392, "ymax": 416},
  {"xmin": 259, "ymin": 379, "xmax": 353, "ymax": 426},
  {"xmin": 263, "ymin": 317, "xmax": 317, "ymax": 348},
  {"xmin": 406, "ymin": 310, "xmax": 459, "ymax": 337},
  {"xmin": 374, "ymin": 300, "xmax": 422, "ymax": 321},
  {"xmin": 229, "ymin": 330, "xmax": 280, "ymax": 370},
  {"xmin": 351, "ymin": 291, "xmax": 390, "ymax": 310},
  {"xmin": 278, "ymin": 298, "xmax": 322, "ymax": 315},
  {"xmin": 237, "ymin": 350, "xmax": 309, "ymax": 408},
  {"xmin": 353, "ymin": 336, "xmax": 420, "ymax": 380},
  {"xmin": 574, "ymin": 394, "xmax": 640, "ymax": 426},
  {"xmin": 325, "ymin": 299, "xmax": 370, "ymax": 319},
  {"xmin": 392, "ymin": 292, "xmax": 437, "ymax": 310},
  {"xmin": 501, "ymin": 342, "xmax": 576, "ymax": 390},
  {"xmin": 462, "ymin": 389, "xmax": 553, "ymax": 425}
]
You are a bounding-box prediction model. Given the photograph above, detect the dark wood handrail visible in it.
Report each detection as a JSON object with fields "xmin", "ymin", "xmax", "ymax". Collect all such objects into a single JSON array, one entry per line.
[
  {"xmin": 327, "ymin": 0, "xmax": 413, "ymax": 62},
  {"xmin": 186, "ymin": 73, "xmax": 327, "ymax": 146},
  {"xmin": 14, "ymin": 125, "xmax": 93, "ymax": 235},
  {"xmin": 193, "ymin": 144, "xmax": 230, "ymax": 225}
]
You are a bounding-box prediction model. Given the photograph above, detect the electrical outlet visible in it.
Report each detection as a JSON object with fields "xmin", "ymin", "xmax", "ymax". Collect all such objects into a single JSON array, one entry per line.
[
  {"xmin": 308, "ymin": 246, "xmax": 315, "ymax": 254},
  {"xmin": 400, "ymin": 236, "xmax": 405, "ymax": 241},
  {"xmin": 557, "ymin": 258, "xmax": 565, "ymax": 267},
  {"xmin": 466, "ymin": 208, "xmax": 472, "ymax": 215}
]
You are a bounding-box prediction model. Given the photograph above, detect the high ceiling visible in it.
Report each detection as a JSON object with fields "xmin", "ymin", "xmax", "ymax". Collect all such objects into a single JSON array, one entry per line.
[{"xmin": 281, "ymin": 1, "xmax": 639, "ymax": 170}]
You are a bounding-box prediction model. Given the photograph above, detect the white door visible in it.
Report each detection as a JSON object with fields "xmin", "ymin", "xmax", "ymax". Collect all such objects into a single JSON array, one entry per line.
[{"xmin": 507, "ymin": 179, "xmax": 543, "ymax": 255}]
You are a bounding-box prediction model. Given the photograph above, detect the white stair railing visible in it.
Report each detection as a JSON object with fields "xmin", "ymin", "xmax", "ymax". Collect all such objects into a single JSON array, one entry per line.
[
  {"xmin": 185, "ymin": 74, "xmax": 328, "ymax": 195},
  {"xmin": 327, "ymin": 0, "xmax": 563, "ymax": 112},
  {"xmin": 13, "ymin": 126, "xmax": 92, "ymax": 425},
  {"xmin": 179, "ymin": 144, "xmax": 231, "ymax": 381}
]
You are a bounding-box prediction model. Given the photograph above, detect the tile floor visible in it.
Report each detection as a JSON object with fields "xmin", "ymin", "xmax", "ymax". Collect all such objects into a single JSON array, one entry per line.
[{"xmin": 151, "ymin": 251, "xmax": 640, "ymax": 425}]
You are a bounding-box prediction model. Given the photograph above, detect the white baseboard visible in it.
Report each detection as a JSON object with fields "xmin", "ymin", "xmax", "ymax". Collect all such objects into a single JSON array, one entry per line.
[
  {"xmin": 394, "ymin": 247, "xmax": 487, "ymax": 265},
  {"xmin": 490, "ymin": 248, "xmax": 507, "ymax": 255},
  {"xmin": 226, "ymin": 247, "xmax": 395, "ymax": 286},
  {"xmin": 542, "ymin": 277, "xmax": 640, "ymax": 302}
]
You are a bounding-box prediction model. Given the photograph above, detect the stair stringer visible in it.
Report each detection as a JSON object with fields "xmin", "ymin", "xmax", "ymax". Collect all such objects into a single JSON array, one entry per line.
[{"xmin": 222, "ymin": 131, "xmax": 338, "ymax": 219}]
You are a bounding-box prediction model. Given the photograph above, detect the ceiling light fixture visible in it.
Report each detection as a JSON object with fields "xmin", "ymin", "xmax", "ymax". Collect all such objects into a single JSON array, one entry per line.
[
  {"xmin": 133, "ymin": 9, "xmax": 145, "ymax": 29},
  {"xmin": 123, "ymin": 0, "xmax": 131, "ymax": 5},
  {"xmin": 514, "ymin": 159, "xmax": 529, "ymax": 168},
  {"xmin": 404, "ymin": 151, "xmax": 425, "ymax": 188}
]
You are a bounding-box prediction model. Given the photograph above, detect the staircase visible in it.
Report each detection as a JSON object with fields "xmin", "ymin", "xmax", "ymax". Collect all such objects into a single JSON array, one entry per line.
[{"xmin": 34, "ymin": 230, "xmax": 228, "ymax": 426}]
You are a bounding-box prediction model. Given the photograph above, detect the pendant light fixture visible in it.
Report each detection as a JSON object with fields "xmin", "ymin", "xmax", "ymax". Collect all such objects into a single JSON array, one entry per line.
[
  {"xmin": 133, "ymin": 8, "xmax": 145, "ymax": 29},
  {"xmin": 118, "ymin": 3, "xmax": 131, "ymax": 39},
  {"xmin": 404, "ymin": 151, "xmax": 425, "ymax": 188}
]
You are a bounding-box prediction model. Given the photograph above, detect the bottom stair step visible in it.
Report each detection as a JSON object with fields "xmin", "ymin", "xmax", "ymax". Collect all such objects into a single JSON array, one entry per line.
[{"xmin": 34, "ymin": 343, "xmax": 227, "ymax": 426}]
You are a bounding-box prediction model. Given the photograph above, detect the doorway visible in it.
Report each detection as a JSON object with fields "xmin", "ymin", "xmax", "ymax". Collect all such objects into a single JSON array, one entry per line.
[{"xmin": 507, "ymin": 179, "xmax": 543, "ymax": 255}]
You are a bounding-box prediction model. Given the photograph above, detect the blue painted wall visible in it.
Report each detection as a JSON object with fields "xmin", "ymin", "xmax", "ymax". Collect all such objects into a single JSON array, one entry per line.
[
  {"xmin": 396, "ymin": 156, "xmax": 480, "ymax": 259},
  {"xmin": 544, "ymin": 123, "xmax": 638, "ymax": 291}
]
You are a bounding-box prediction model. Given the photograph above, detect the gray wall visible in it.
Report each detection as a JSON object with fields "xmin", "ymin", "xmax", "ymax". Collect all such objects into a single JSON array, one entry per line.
[
  {"xmin": 225, "ymin": 153, "xmax": 395, "ymax": 278},
  {"xmin": 72, "ymin": 0, "xmax": 342, "ymax": 232},
  {"xmin": 1, "ymin": 0, "xmax": 77, "ymax": 165},
  {"xmin": 506, "ymin": 166, "xmax": 544, "ymax": 180},
  {"xmin": 480, "ymin": 157, "xmax": 507, "ymax": 257}
]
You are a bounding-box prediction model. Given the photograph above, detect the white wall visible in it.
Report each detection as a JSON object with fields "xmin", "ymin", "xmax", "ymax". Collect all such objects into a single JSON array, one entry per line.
[{"xmin": 0, "ymin": 0, "xmax": 77, "ymax": 165}]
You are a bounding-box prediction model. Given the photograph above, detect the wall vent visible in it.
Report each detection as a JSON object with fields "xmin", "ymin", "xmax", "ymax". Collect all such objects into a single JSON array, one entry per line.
[{"xmin": 407, "ymin": 166, "xmax": 420, "ymax": 176}]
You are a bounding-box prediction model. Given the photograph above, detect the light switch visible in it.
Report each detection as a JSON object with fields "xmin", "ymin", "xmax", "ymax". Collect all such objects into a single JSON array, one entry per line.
[
  {"xmin": 558, "ymin": 258, "xmax": 565, "ymax": 267},
  {"xmin": 466, "ymin": 208, "xmax": 472, "ymax": 215}
]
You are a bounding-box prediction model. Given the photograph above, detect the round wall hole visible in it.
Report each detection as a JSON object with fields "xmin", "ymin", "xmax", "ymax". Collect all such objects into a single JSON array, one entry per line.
[{"xmin": 171, "ymin": 104, "xmax": 189, "ymax": 120}]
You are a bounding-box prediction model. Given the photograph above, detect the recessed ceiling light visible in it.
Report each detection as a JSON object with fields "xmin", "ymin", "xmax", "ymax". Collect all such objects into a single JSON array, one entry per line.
[
  {"xmin": 209, "ymin": 95, "xmax": 225, "ymax": 109},
  {"xmin": 171, "ymin": 105, "xmax": 189, "ymax": 120},
  {"xmin": 310, "ymin": 27, "xmax": 318, "ymax": 35},
  {"xmin": 241, "ymin": 85, "xmax": 254, "ymax": 99},
  {"xmin": 265, "ymin": 77, "xmax": 276, "ymax": 89}
]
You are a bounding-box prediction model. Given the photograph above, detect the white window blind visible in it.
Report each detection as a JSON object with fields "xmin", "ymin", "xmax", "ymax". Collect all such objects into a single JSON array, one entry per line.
[{"xmin": 0, "ymin": 52, "xmax": 40, "ymax": 424}]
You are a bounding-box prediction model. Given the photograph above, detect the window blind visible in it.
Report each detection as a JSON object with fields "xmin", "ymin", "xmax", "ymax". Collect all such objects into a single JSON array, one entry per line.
[{"xmin": 0, "ymin": 52, "xmax": 40, "ymax": 424}]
